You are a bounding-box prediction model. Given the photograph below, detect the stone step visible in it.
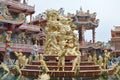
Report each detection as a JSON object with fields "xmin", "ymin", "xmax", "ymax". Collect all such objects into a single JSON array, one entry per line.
[
  {"xmin": 32, "ymin": 61, "xmax": 94, "ymax": 66},
  {"xmin": 44, "ymin": 55, "xmax": 87, "ymax": 61},
  {"xmin": 25, "ymin": 65, "xmax": 100, "ymax": 71},
  {"xmin": 21, "ymin": 69, "xmax": 101, "ymax": 78}
]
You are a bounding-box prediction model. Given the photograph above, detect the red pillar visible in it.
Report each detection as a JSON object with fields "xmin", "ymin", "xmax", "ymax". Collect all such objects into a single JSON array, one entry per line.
[{"xmin": 92, "ymin": 28, "xmax": 95, "ymax": 43}]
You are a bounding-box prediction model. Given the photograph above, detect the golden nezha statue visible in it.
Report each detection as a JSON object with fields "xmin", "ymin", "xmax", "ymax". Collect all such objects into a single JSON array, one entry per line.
[
  {"xmin": 38, "ymin": 73, "xmax": 50, "ymax": 80},
  {"xmin": 93, "ymin": 53, "xmax": 97, "ymax": 64},
  {"xmin": 71, "ymin": 53, "xmax": 81, "ymax": 71},
  {"xmin": 14, "ymin": 50, "xmax": 28, "ymax": 68},
  {"xmin": 39, "ymin": 54, "xmax": 49, "ymax": 72},
  {"xmin": 44, "ymin": 9, "xmax": 80, "ymax": 71},
  {"xmin": 103, "ymin": 50, "xmax": 111, "ymax": 69},
  {"xmin": 35, "ymin": 55, "xmax": 40, "ymax": 62},
  {"xmin": 113, "ymin": 62, "xmax": 120, "ymax": 74},
  {"xmin": 44, "ymin": 9, "xmax": 79, "ymax": 56},
  {"xmin": 87, "ymin": 54, "xmax": 92, "ymax": 62},
  {"xmin": 98, "ymin": 55, "xmax": 103, "ymax": 67}
]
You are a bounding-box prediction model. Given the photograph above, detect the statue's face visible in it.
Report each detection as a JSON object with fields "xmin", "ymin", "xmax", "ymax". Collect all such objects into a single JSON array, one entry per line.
[{"xmin": 104, "ymin": 50, "xmax": 107, "ymax": 53}]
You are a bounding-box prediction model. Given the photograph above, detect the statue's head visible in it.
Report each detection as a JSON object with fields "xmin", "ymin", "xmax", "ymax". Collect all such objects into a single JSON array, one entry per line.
[
  {"xmin": 99, "ymin": 55, "xmax": 102, "ymax": 59},
  {"xmin": 7, "ymin": 31, "xmax": 12, "ymax": 34},
  {"xmin": 40, "ymin": 54, "xmax": 43, "ymax": 60},
  {"xmin": 46, "ymin": 9, "xmax": 58, "ymax": 20},
  {"xmin": 104, "ymin": 50, "xmax": 107, "ymax": 53},
  {"xmin": 19, "ymin": 52, "xmax": 23, "ymax": 56}
]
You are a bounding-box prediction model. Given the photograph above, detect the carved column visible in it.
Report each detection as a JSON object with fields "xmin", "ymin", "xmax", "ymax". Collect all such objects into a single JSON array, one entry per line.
[
  {"xmin": 92, "ymin": 28, "xmax": 95, "ymax": 43},
  {"xmin": 81, "ymin": 25, "xmax": 85, "ymax": 46},
  {"xmin": 78, "ymin": 27, "xmax": 82, "ymax": 43},
  {"xmin": 30, "ymin": 14, "xmax": 32, "ymax": 24}
]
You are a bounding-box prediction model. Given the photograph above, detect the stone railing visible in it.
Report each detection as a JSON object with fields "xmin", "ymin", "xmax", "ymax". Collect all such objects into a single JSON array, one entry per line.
[{"xmin": 0, "ymin": 42, "xmax": 44, "ymax": 53}]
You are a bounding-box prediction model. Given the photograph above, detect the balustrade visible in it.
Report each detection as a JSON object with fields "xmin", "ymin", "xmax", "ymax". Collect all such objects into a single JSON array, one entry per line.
[{"xmin": 0, "ymin": 42, "xmax": 44, "ymax": 52}]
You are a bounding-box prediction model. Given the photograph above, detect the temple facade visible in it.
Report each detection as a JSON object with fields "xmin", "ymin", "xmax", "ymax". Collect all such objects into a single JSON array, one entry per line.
[
  {"xmin": 0, "ymin": 0, "xmax": 44, "ymax": 62},
  {"xmin": 0, "ymin": 0, "xmax": 100, "ymax": 62},
  {"xmin": 111, "ymin": 26, "xmax": 120, "ymax": 56}
]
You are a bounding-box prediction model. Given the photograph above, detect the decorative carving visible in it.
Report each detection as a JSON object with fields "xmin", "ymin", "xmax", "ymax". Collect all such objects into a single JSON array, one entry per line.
[
  {"xmin": 45, "ymin": 9, "xmax": 80, "ymax": 71},
  {"xmin": 38, "ymin": 73, "xmax": 50, "ymax": 80},
  {"xmin": 103, "ymin": 50, "xmax": 111, "ymax": 69},
  {"xmin": 93, "ymin": 53, "xmax": 97, "ymax": 64},
  {"xmin": 0, "ymin": 3, "xmax": 25, "ymax": 22},
  {"xmin": 71, "ymin": 53, "xmax": 81, "ymax": 71},
  {"xmin": 98, "ymin": 55, "xmax": 103, "ymax": 67},
  {"xmin": 0, "ymin": 4, "xmax": 12, "ymax": 20},
  {"xmin": 45, "ymin": 9, "xmax": 79, "ymax": 56},
  {"xmin": 23, "ymin": 0, "xmax": 28, "ymax": 4},
  {"xmin": 39, "ymin": 54, "xmax": 49, "ymax": 72},
  {"xmin": 14, "ymin": 0, "xmax": 21, "ymax": 2},
  {"xmin": 58, "ymin": 8, "xmax": 64, "ymax": 16},
  {"xmin": 14, "ymin": 50, "xmax": 28, "ymax": 68},
  {"xmin": 87, "ymin": 54, "xmax": 92, "ymax": 62}
]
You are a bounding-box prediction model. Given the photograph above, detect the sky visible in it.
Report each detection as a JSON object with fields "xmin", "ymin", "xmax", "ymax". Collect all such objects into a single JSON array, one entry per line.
[{"xmin": 28, "ymin": 0, "xmax": 120, "ymax": 42}]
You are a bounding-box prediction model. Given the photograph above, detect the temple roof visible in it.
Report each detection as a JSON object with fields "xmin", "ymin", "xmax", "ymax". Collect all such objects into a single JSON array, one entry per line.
[
  {"xmin": 0, "ymin": 17, "xmax": 24, "ymax": 24},
  {"xmin": 74, "ymin": 21, "xmax": 98, "ymax": 29},
  {"xmin": 72, "ymin": 8, "xmax": 99, "ymax": 29},
  {"xmin": 111, "ymin": 26, "xmax": 120, "ymax": 32},
  {"xmin": 0, "ymin": 0, "xmax": 35, "ymax": 14},
  {"xmin": 76, "ymin": 8, "xmax": 90, "ymax": 17},
  {"xmin": 0, "ymin": 3, "xmax": 26, "ymax": 25},
  {"xmin": 19, "ymin": 24, "xmax": 40, "ymax": 32},
  {"xmin": 79, "ymin": 41, "xmax": 105, "ymax": 49}
]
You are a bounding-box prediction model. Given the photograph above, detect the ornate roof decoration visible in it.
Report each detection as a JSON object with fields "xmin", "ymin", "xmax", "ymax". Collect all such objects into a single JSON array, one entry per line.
[
  {"xmin": 19, "ymin": 24, "xmax": 40, "ymax": 32},
  {"xmin": 32, "ymin": 12, "xmax": 46, "ymax": 22},
  {"xmin": 0, "ymin": 0, "xmax": 35, "ymax": 14},
  {"xmin": 72, "ymin": 8, "xmax": 99, "ymax": 29},
  {"xmin": 0, "ymin": 3, "xmax": 25, "ymax": 24},
  {"xmin": 58, "ymin": 8, "xmax": 64, "ymax": 16},
  {"xmin": 111, "ymin": 26, "xmax": 120, "ymax": 32}
]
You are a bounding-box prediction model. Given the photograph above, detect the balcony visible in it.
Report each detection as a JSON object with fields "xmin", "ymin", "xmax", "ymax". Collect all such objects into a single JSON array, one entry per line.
[
  {"xmin": 0, "ymin": 42, "xmax": 44, "ymax": 53},
  {"xmin": 0, "ymin": 0, "xmax": 35, "ymax": 14}
]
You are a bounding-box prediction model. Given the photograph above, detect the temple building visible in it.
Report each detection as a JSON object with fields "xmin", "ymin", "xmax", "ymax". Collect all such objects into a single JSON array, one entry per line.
[
  {"xmin": 0, "ymin": 1, "xmax": 100, "ymax": 62},
  {"xmin": 111, "ymin": 26, "xmax": 120, "ymax": 56},
  {"xmin": 32, "ymin": 8, "xmax": 100, "ymax": 47},
  {"xmin": 72, "ymin": 8, "xmax": 99, "ymax": 45},
  {"xmin": 0, "ymin": 0, "xmax": 44, "ymax": 62}
]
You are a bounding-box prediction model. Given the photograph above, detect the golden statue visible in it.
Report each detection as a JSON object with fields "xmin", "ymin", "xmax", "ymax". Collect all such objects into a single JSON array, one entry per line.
[
  {"xmin": 28, "ymin": 55, "xmax": 33, "ymax": 64},
  {"xmin": 98, "ymin": 55, "xmax": 103, "ymax": 67},
  {"xmin": 21, "ymin": 55, "xmax": 28, "ymax": 69},
  {"xmin": 14, "ymin": 50, "xmax": 23, "ymax": 66},
  {"xmin": 114, "ymin": 63, "xmax": 120, "ymax": 74},
  {"xmin": 38, "ymin": 73, "xmax": 50, "ymax": 80},
  {"xmin": 39, "ymin": 54, "xmax": 49, "ymax": 72},
  {"xmin": 45, "ymin": 9, "xmax": 79, "ymax": 56},
  {"xmin": 14, "ymin": 50, "xmax": 28, "ymax": 68},
  {"xmin": 45, "ymin": 9, "xmax": 80, "ymax": 71},
  {"xmin": 1, "ymin": 63, "xmax": 10, "ymax": 73},
  {"xmin": 57, "ymin": 50, "xmax": 66, "ymax": 71},
  {"xmin": 93, "ymin": 53, "xmax": 97, "ymax": 64},
  {"xmin": 1, "ymin": 63, "xmax": 10, "ymax": 80},
  {"xmin": 103, "ymin": 50, "xmax": 111, "ymax": 69},
  {"xmin": 35, "ymin": 55, "xmax": 40, "ymax": 62},
  {"xmin": 71, "ymin": 53, "xmax": 81, "ymax": 71},
  {"xmin": 87, "ymin": 54, "xmax": 92, "ymax": 62}
]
